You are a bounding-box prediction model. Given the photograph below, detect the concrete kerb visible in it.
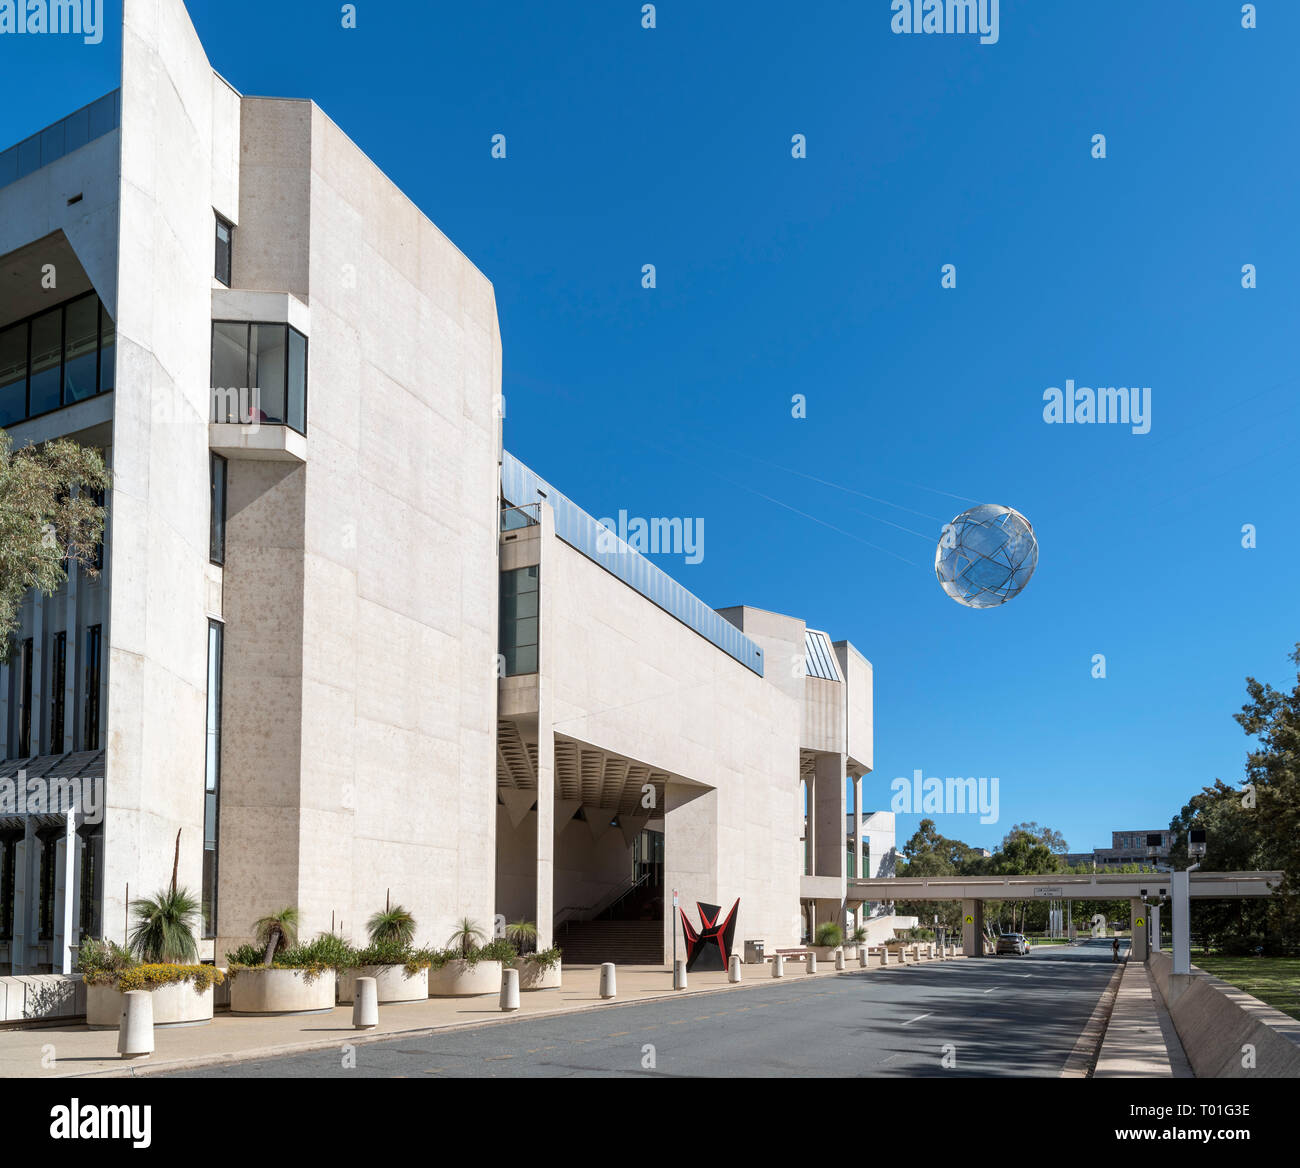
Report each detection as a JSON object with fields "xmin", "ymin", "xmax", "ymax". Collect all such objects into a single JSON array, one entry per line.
[{"xmin": 50, "ymin": 953, "xmax": 968, "ymax": 1078}]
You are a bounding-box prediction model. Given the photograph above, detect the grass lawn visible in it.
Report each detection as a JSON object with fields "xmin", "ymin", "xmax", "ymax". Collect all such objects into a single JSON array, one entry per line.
[{"xmin": 1191, "ymin": 953, "xmax": 1300, "ymax": 1021}]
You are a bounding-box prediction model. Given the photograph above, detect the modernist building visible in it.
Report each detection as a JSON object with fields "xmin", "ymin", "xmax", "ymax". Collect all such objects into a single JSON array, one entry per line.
[
  {"xmin": 0, "ymin": 0, "xmax": 885, "ymax": 977},
  {"xmin": 1064, "ymin": 829, "xmax": 1172, "ymax": 871}
]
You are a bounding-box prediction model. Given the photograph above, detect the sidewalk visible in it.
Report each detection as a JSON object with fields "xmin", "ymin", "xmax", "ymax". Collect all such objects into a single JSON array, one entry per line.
[
  {"xmin": 0, "ymin": 952, "xmax": 957, "ymax": 1078},
  {"xmin": 1093, "ymin": 960, "xmax": 1192, "ymax": 1077}
]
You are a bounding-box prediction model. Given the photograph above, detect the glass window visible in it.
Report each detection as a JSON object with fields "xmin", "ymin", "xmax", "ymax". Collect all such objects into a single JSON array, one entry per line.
[
  {"xmin": 87, "ymin": 93, "xmax": 116, "ymax": 139},
  {"xmin": 40, "ymin": 122, "xmax": 65, "ymax": 167},
  {"xmin": 287, "ymin": 328, "xmax": 307, "ymax": 433},
  {"xmin": 251, "ymin": 323, "xmax": 287, "ymax": 423},
  {"xmin": 210, "ymin": 454, "xmax": 227, "ymax": 564},
  {"xmin": 211, "ymin": 322, "xmax": 250, "ymax": 422},
  {"xmin": 29, "ymin": 309, "xmax": 62, "ymax": 416},
  {"xmin": 0, "ymin": 834, "xmax": 15, "ymax": 939},
  {"xmin": 0, "ymin": 146, "xmax": 16, "ymax": 187},
  {"xmin": 63, "ymin": 107, "xmax": 89, "ymax": 153},
  {"xmin": 17, "ymin": 638, "xmax": 33, "ymax": 758},
  {"xmin": 202, "ymin": 620, "xmax": 223, "ymax": 937},
  {"xmin": 499, "ymin": 566, "xmax": 540, "ymax": 675},
  {"xmin": 214, "ymin": 217, "xmax": 232, "ymax": 287},
  {"xmin": 62, "ymin": 295, "xmax": 98, "ymax": 403},
  {"xmin": 97, "ymin": 302, "xmax": 115, "ymax": 394},
  {"xmin": 16, "ymin": 136, "xmax": 39, "ymax": 180},
  {"xmin": 83, "ymin": 625, "xmax": 101, "ymax": 750},
  {"xmin": 49, "ymin": 630, "xmax": 67, "ymax": 752},
  {"xmin": 0, "ymin": 323, "xmax": 26, "ymax": 426},
  {"xmin": 78, "ymin": 828, "xmax": 102, "ymax": 938}
]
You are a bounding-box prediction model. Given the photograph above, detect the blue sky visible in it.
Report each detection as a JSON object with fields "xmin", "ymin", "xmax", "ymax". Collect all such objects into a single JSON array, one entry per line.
[{"xmin": 3, "ymin": 2, "xmax": 1296, "ymax": 856}]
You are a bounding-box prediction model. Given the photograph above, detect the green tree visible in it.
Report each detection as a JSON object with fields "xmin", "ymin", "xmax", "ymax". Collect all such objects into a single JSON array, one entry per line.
[{"xmin": 0, "ymin": 432, "xmax": 109, "ymax": 658}]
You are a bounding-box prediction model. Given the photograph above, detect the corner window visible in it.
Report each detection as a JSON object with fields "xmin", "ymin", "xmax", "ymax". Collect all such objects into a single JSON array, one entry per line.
[
  {"xmin": 215, "ymin": 216, "xmax": 233, "ymax": 287},
  {"xmin": 210, "ymin": 321, "xmax": 307, "ymax": 435},
  {"xmin": 0, "ymin": 292, "xmax": 115, "ymax": 425},
  {"xmin": 499, "ymin": 566, "xmax": 539, "ymax": 675}
]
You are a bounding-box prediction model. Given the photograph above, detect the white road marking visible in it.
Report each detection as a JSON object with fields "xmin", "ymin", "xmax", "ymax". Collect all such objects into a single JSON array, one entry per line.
[{"xmin": 901, "ymin": 1012, "xmax": 933, "ymax": 1026}]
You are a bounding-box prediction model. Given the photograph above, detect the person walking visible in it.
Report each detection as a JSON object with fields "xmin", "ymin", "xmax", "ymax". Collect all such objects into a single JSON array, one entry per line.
[{"xmin": 1112, "ymin": 936, "xmax": 1120, "ymax": 963}]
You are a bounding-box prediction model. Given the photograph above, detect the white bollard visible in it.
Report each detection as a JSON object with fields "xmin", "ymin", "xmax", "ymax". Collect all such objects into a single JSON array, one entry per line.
[
  {"xmin": 673, "ymin": 959, "xmax": 688, "ymax": 990},
  {"xmin": 835, "ymin": 949, "xmax": 846, "ymax": 971},
  {"xmin": 728, "ymin": 954, "xmax": 742, "ymax": 983},
  {"xmin": 500, "ymin": 967, "xmax": 521, "ymax": 1011},
  {"xmin": 599, "ymin": 962, "xmax": 617, "ymax": 999},
  {"xmin": 772, "ymin": 954, "xmax": 785, "ymax": 978},
  {"xmin": 352, "ymin": 976, "xmax": 379, "ymax": 1029},
  {"xmin": 928, "ymin": 943, "xmax": 935, "ymax": 960},
  {"xmin": 858, "ymin": 946, "xmax": 869, "ymax": 968},
  {"xmin": 806, "ymin": 953, "xmax": 818, "ymax": 974},
  {"xmin": 881, "ymin": 948, "xmax": 890, "ymax": 966},
  {"xmin": 118, "ymin": 990, "xmax": 154, "ymax": 1059}
]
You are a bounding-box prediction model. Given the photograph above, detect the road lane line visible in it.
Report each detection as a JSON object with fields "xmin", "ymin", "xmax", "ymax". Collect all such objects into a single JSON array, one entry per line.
[{"xmin": 901, "ymin": 1013, "xmax": 933, "ymax": 1026}]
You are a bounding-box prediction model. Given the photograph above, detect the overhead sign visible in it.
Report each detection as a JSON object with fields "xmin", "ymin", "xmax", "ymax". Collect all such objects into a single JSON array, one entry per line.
[{"xmin": 1033, "ymin": 886, "xmax": 1064, "ymax": 897}]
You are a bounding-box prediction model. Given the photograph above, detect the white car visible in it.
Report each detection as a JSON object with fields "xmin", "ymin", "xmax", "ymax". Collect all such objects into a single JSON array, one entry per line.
[{"xmin": 995, "ymin": 932, "xmax": 1030, "ymax": 956}]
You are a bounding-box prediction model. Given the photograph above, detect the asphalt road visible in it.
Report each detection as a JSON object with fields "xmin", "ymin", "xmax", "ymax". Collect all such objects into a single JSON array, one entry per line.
[{"xmin": 171, "ymin": 939, "xmax": 1126, "ymax": 1078}]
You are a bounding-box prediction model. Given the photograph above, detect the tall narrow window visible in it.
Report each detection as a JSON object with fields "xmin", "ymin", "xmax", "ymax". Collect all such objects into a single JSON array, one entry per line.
[
  {"xmin": 498, "ymin": 566, "xmax": 539, "ymax": 675},
  {"xmin": 83, "ymin": 625, "xmax": 101, "ymax": 750},
  {"xmin": 49, "ymin": 631, "xmax": 67, "ymax": 752},
  {"xmin": 62, "ymin": 294, "xmax": 98, "ymax": 404},
  {"xmin": 214, "ymin": 216, "xmax": 233, "ymax": 287},
  {"xmin": 210, "ymin": 453, "xmax": 227, "ymax": 565},
  {"xmin": 202, "ymin": 620, "xmax": 223, "ymax": 937},
  {"xmin": 17, "ymin": 637, "xmax": 33, "ymax": 757},
  {"xmin": 0, "ymin": 322, "xmax": 25, "ymax": 427},
  {"xmin": 38, "ymin": 831, "xmax": 57, "ymax": 940},
  {"xmin": 0, "ymin": 834, "xmax": 15, "ymax": 940},
  {"xmin": 28, "ymin": 309, "xmax": 61, "ymax": 416},
  {"xmin": 78, "ymin": 828, "xmax": 102, "ymax": 938},
  {"xmin": 88, "ymin": 484, "xmax": 106, "ymax": 572}
]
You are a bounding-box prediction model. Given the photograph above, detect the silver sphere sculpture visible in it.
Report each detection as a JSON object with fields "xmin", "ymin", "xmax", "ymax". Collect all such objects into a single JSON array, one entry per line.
[{"xmin": 935, "ymin": 504, "xmax": 1038, "ymax": 608}]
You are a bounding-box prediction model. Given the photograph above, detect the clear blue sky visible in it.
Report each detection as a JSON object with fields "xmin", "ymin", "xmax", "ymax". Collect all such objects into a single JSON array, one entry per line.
[{"xmin": 4, "ymin": 2, "xmax": 1296, "ymax": 855}]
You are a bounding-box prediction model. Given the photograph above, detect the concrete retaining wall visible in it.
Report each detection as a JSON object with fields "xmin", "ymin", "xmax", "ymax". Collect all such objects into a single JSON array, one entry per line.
[
  {"xmin": 1149, "ymin": 951, "xmax": 1300, "ymax": 1078},
  {"xmin": 0, "ymin": 974, "xmax": 86, "ymax": 1022}
]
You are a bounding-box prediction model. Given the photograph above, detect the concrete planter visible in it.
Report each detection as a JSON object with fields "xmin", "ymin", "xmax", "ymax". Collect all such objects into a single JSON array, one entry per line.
[
  {"xmin": 337, "ymin": 964, "xmax": 429, "ymax": 1004},
  {"xmin": 428, "ymin": 959, "xmax": 503, "ymax": 997},
  {"xmin": 514, "ymin": 958, "xmax": 562, "ymax": 990},
  {"xmin": 86, "ymin": 980, "xmax": 214, "ymax": 1029},
  {"xmin": 228, "ymin": 968, "xmax": 336, "ymax": 1015},
  {"xmin": 810, "ymin": 946, "xmax": 842, "ymax": 961}
]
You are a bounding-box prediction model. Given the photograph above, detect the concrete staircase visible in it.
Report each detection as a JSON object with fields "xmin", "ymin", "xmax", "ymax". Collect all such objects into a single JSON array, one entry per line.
[{"xmin": 556, "ymin": 919, "xmax": 664, "ymax": 966}]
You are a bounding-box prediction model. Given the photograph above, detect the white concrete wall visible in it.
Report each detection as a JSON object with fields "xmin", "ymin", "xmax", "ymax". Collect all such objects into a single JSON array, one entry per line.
[
  {"xmin": 103, "ymin": 0, "xmax": 241, "ymax": 943},
  {"xmin": 540, "ymin": 547, "xmax": 804, "ymax": 957}
]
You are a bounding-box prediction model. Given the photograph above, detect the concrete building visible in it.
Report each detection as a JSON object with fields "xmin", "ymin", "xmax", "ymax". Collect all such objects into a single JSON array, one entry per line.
[
  {"xmin": 0, "ymin": 0, "xmax": 882, "ymax": 976},
  {"xmin": 1065, "ymin": 829, "xmax": 1172, "ymax": 871}
]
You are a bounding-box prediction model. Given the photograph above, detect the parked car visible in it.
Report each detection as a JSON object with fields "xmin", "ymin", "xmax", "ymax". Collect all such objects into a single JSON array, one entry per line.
[{"xmin": 996, "ymin": 932, "xmax": 1030, "ymax": 956}]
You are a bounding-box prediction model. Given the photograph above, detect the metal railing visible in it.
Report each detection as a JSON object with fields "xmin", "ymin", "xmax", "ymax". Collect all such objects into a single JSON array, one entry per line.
[
  {"xmin": 501, "ymin": 502, "xmax": 540, "ymax": 532},
  {"xmin": 555, "ymin": 871, "xmax": 654, "ymax": 930},
  {"xmin": 1, "ymin": 91, "xmax": 120, "ymax": 191}
]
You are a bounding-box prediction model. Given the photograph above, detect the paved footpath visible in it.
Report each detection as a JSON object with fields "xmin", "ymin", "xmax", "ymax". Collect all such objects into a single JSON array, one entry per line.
[
  {"xmin": 0, "ymin": 953, "xmax": 955, "ymax": 1078},
  {"xmin": 1094, "ymin": 958, "xmax": 1192, "ymax": 1078}
]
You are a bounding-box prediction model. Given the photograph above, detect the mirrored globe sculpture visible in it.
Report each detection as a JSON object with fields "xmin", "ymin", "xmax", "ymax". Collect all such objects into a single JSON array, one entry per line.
[{"xmin": 934, "ymin": 504, "xmax": 1038, "ymax": 608}]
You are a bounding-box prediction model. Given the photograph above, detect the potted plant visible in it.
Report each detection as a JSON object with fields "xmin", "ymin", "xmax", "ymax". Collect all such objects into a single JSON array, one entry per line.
[
  {"xmin": 82, "ymin": 887, "xmax": 222, "ymax": 1028},
  {"xmin": 503, "ymin": 920, "xmax": 563, "ymax": 990},
  {"xmin": 426, "ymin": 919, "xmax": 509, "ymax": 997},
  {"xmin": 337, "ymin": 904, "xmax": 430, "ymax": 1004},
  {"xmin": 225, "ymin": 912, "xmax": 343, "ymax": 1015},
  {"xmin": 811, "ymin": 921, "xmax": 846, "ymax": 960},
  {"xmin": 844, "ymin": 925, "xmax": 868, "ymax": 960}
]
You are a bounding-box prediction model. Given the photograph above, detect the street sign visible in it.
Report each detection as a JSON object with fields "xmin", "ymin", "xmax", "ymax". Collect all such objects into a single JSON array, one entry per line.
[
  {"xmin": 1135, "ymin": 917, "xmax": 1145, "ymax": 928},
  {"xmin": 1032, "ymin": 886, "xmax": 1063, "ymax": 897},
  {"xmin": 964, "ymin": 914, "xmax": 974, "ymax": 924}
]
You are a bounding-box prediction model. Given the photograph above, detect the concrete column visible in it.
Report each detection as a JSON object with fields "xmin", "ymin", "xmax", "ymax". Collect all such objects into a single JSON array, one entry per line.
[
  {"xmin": 1171, "ymin": 870, "xmax": 1191, "ymax": 975},
  {"xmin": 12, "ymin": 833, "xmax": 29, "ymax": 974},
  {"xmin": 851, "ymin": 774, "xmax": 863, "ymax": 882},
  {"xmin": 535, "ymin": 502, "xmax": 556, "ymax": 951},
  {"xmin": 812, "ymin": 752, "xmax": 845, "ymax": 883},
  {"xmin": 1129, "ymin": 898, "xmax": 1149, "ymax": 962},
  {"xmin": 60, "ymin": 810, "xmax": 78, "ymax": 973},
  {"xmin": 961, "ymin": 899, "xmax": 983, "ymax": 957}
]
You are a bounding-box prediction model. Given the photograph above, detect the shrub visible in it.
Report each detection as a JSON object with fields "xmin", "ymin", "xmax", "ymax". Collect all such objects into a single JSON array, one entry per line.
[
  {"xmin": 366, "ymin": 904, "xmax": 416, "ymax": 948},
  {"xmin": 115, "ymin": 964, "xmax": 224, "ymax": 995},
  {"xmin": 447, "ymin": 917, "xmax": 487, "ymax": 958},
  {"xmin": 353, "ymin": 939, "xmax": 430, "ymax": 975},
  {"xmin": 505, "ymin": 919, "xmax": 539, "ymax": 955},
  {"xmin": 226, "ymin": 932, "xmax": 352, "ymax": 984},
  {"xmin": 253, "ymin": 907, "xmax": 300, "ymax": 957},
  {"xmin": 520, "ymin": 946, "xmax": 561, "ymax": 971},
  {"xmin": 814, "ymin": 922, "xmax": 845, "ymax": 948},
  {"xmin": 127, "ymin": 887, "xmax": 200, "ymax": 964},
  {"xmin": 78, "ymin": 937, "xmax": 132, "ymax": 980},
  {"xmin": 475, "ymin": 939, "xmax": 518, "ymax": 964}
]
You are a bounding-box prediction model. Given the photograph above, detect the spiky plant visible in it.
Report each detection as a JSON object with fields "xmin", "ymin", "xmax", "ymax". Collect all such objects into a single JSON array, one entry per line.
[
  {"xmin": 447, "ymin": 916, "xmax": 486, "ymax": 958},
  {"xmin": 127, "ymin": 887, "xmax": 200, "ymax": 964},
  {"xmin": 814, "ymin": 921, "xmax": 845, "ymax": 948},
  {"xmin": 504, "ymin": 918, "xmax": 538, "ymax": 956},
  {"xmin": 850, "ymin": 926, "xmax": 868, "ymax": 944},
  {"xmin": 367, "ymin": 904, "xmax": 416, "ymax": 948},
  {"xmin": 253, "ymin": 907, "xmax": 300, "ymax": 965}
]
